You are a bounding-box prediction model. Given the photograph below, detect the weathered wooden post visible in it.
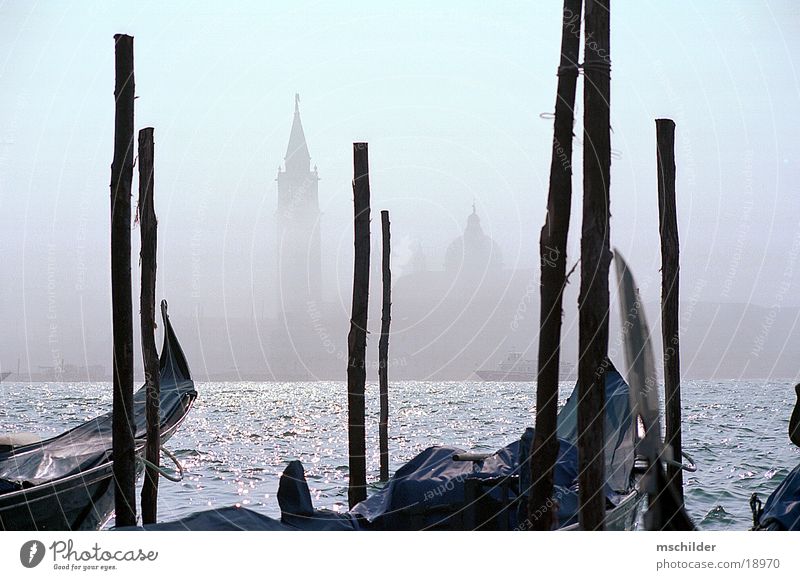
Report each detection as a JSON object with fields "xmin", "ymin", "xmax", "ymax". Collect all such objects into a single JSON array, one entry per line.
[
  {"xmin": 379, "ymin": 210, "xmax": 391, "ymax": 482},
  {"xmin": 138, "ymin": 127, "xmax": 160, "ymax": 524},
  {"xmin": 347, "ymin": 142, "xmax": 370, "ymax": 508},
  {"xmin": 656, "ymin": 118, "xmax": 683, "ymax": 503},
  {"xmin": 790, "ymin": 384, "xmax": 800, "ymax": 447},
  {"xmin": 578, "ymin": 0, "xmax": 612, "ymax": 531},
  {"xmin": 528, "ymin": 0, "xmax": 583, "ymax": 530},
  {"xmin": 110, "ymin": 33, "xmax": 136, "ymax": 527}
]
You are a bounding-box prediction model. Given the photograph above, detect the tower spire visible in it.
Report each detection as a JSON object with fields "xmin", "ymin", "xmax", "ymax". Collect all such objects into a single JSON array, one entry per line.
[
  {"xmin": 285, "ymin": 93, "xmax": 310, "ymax": 172},
  {"xmin": 275, "ymin": 94, "xmax": 322, "ymax": 323}
]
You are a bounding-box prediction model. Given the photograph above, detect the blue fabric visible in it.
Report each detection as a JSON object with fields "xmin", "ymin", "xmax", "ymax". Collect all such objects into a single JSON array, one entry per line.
[
  {"xmin": 139, "ymin": 506, "xmax": 293, "ymax": 531},
  {"xmin": 759, "ymin": 463, "xmax": 800, "ymax": 530},
  {"xmin": 348, "ymin": 368, "xmax": 634, "ymax": 530},
  {"xmin": 556, "ymin": 369, "xmax": 635, "ymax": 492},
  {"xmin": 518, "ymin": 428, "xmax": 579, "ymax": 493},
  {"xmin": 277, "ymin": 460, "xmax": 359, "ymax": 530},
  {"xmin": 155, "ymin": 368, "xmax": 636, "ymax": 532},
  {"xmin": 348, "ymin": 439, "xmax": 580, "ymax": 530}
]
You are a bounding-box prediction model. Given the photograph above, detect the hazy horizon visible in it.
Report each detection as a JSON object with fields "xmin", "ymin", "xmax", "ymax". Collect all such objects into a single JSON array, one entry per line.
[{"xmin": 2, "ymin": 1, "xmax": 800, "ymax": 379}]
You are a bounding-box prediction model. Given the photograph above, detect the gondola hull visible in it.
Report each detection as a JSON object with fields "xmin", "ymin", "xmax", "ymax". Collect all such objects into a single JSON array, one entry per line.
[
  {"xmin": 561, "ymin": 484, "xmax": 644, "ymax": 531},
  {"xmin": 0, "ymin": 301, "xmax": 196, "ymax": 531},
  {"xmin": 753, "ymin": 463, "xmax": 800, "ymax": 531},
  {"xmin": 0, "ymin": 462, "xmax": 117, "ymax": 531},
  {"xmin": 0, "ymin": 403, "xmax": 193, "ymax": 531}
]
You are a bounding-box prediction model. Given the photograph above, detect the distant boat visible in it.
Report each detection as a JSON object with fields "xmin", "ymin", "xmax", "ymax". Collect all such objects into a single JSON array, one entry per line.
[
  {"xmin": 474, "ymin": 352, "xmax": 574, "ymax": 382},
  {"xmin": 0, "ymin": 372, "xmax": 10, "ymax": 382}
]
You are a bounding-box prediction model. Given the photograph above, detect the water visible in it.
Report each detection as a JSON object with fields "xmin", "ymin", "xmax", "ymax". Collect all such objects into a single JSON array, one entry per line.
[{"xmin": 1, "ymin": 379, "xmax": 798, "ymax": 530}]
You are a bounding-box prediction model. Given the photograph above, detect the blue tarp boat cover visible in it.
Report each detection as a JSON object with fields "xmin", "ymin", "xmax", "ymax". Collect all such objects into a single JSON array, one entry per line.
[
  {"xmin": 140, "ymin": 367, "xmax": 636, "ymax": 531},
  {"xmin": 141, "ymin": 506, "xmax": 293, "ymax": 531},
  {"xmin": 349, "ymin": 367, "xmax": 635, "ymax": 529},
  {"xmin": 555, "ymin": 367, "xmax": 636, "ymax": 493},
  {"xmin": 140, "ymin": 461, "xmax": 360, "ymax": 531},
  {"xmin": 348, "ymin": 435, "xmax": 579, "ymax": 529},
  {"xmin": 758, "ymin": 463, "xmax": 800, "ymax": 531}
]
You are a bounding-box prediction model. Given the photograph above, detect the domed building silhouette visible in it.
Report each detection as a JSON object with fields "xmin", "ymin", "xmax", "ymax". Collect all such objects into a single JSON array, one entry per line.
[
  {"xmin": 444, "ymin": 203, "xmax": 502, "ymax": 278},
  {"xmin": 388, "ymin": 201, "xmax": 543, "ymax": 380}
]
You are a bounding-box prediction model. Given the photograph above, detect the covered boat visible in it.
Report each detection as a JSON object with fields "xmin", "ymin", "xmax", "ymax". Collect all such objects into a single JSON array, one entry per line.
[
  {"xmin": 140, "ymin": 364, "xmax": 642, "ymax": 531},
  {"xmin": 751, "ymin": 384, "xmax": 800, "ymax": 531},
  {"xmin": 752, "ymin": 465, "xmax": 800, "ymax": 531},
  {"xmin": 346, "ymin": 364, "xmax": 639, "ymax": 531},
  {"xmin": 0, "ymin": 301, "xmax": 197, "ymax": 531}
]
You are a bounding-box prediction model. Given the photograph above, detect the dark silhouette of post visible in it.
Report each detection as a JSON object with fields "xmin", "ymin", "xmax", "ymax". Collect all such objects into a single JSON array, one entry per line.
[
  {"xmin": 347, "ymin": 143, "xmax": 370, "ymax": 508},
  {"xmin": 656, "ymin": 118, "xmax": 683, "ymax": 503},
  {"xmin": 528, "ymin": 0, "xmax": 583, "ymax": 531},
  {"xmin": 110, "ymin": 33, "xmax": 136, "ymax": 528},
  {"xmin": 578, "ymin": 0, "xmax": 611, "ymax": 531},
  {"xmin": 379, "ymin": 210, "xmax": 391, "ymax": 482},
  {"xmin": 790, "ymin": 384, "xmax": 800, "ymax": 448},
  {"xmin": 138, "ymin": 127, "xmax": 160, "ymax": 524}
]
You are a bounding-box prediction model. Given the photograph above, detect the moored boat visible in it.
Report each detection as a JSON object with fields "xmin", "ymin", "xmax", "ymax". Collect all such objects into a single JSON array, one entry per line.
[
  {"xmin": 140, "ymin": 363, "xmax": 645, "ymax": 531},
  {"xmin": 750, "ymin": 465, "xmax": 800, "ymax": 531},
  {"xmin": 750, "ymin": 383, "xmax": 800, "ymax": 531},
  {"xmin": 0, "ymin": 301, "xmax": 197, "ymax": 531},
  {"xmin": 344, "ymin": 363, "xmax": 641, "ymax": 530}
]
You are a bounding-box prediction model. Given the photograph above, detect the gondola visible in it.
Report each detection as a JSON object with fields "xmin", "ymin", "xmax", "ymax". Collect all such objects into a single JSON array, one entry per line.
[
  {"xmin": 140, "ymin": 364, "xmax": 646, "ymax": 531},
  {"xmin": 751, "ymin": 465, "xmax": 800, "ymax": 531},
  {"xmin": 0, "ymin": 301, "xmax": 197, "ymax": 531},
  {"xmin": 750, "ymin": 384, "xmax": 800, "ymax": 531},
  {"xmin": 339, "ymin": 363, "xmax": 642, "ymax": 531}
]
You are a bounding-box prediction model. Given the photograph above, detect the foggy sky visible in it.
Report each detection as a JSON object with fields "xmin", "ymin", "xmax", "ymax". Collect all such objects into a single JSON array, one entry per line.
[{"xmin": 1, "ymin": 1, "xmax": 799, "ymax": 376}]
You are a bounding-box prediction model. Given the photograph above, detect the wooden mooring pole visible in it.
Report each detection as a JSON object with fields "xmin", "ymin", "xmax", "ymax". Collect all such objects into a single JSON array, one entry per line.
[
  {"xmin": 347, "ymin": 142, "xmax": 370, "ymax": 508},
  {"xmin": 379, "ymin": 210, "xmax": 391, "ymax": 482},
  {"xmin": 110, "ymin": 33, "xmax": 136, "ymax": 528},
  {"xmin": 138, "ymin": 127, "xmax": 160, "ymax": 524},
  {"xmin": 528, "ymin": 0, "xmax": 583, "ymax": 530},
  {"xmin": 656, "ymin": 118, "xmax": 684, "ymax": 503},
  {"xmin": 578, "ymin": 0, "xmax": 612, "ymax": 531},
  {"xmin": 790, "ymin": 384, "xmax": 800, "ymax": 447}
]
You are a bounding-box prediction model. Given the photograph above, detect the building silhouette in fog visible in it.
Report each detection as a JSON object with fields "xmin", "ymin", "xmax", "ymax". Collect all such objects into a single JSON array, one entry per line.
[
  {"xmin": 444, "ymin": 203, "xmax": 502, "ymax": 278},
  {"xmin": 269, "ymin": 95, "xmax": 334, "ymax": 380},
  {"xmin": 266, "ymin": 106, "xmax": 526, "ymax": 382},
  {"xmin": 275, "ymin": 94, "xmax": 322, "ymax": 316}
]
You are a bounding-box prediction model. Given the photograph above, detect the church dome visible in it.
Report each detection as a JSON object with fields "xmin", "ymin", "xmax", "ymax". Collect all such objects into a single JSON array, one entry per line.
[
  {"xmin": 444, "ymin": 204, "xmax": 502, "ymax": 275},
  {"xmin": 466, "ymin": 210, "xmax": 481, "ymax": 231}
]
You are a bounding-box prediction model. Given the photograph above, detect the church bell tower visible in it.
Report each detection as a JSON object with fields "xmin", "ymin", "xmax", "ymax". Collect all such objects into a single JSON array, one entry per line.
[{"xmin": 275, "ymin": 94, "xmax": 322, "ymax": 316}]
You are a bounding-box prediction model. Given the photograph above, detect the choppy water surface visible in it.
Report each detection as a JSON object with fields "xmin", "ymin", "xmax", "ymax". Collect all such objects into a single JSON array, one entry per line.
[{"xmin": 1, "ymin": 379, "xmax": 798, "ymax": 530}]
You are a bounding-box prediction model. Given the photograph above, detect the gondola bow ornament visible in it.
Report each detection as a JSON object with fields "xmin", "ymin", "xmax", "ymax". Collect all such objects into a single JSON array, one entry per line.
[{"xmin": 614, "ymin": 250, "xmax": 695, "ymax": 531}]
